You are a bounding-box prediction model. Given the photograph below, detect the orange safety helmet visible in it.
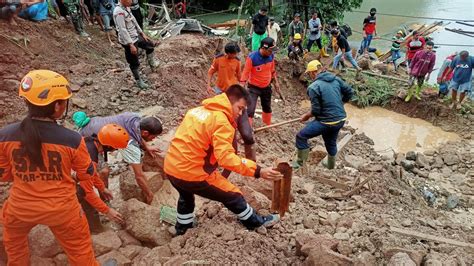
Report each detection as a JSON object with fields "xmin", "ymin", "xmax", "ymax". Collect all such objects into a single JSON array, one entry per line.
[
  {"xmin": 19, "ymin": 70, "xmax": 72, "ymax": 106},
  {"xmin": 97, "ymin": 124, "xmax": 130, "ymax": 149}
]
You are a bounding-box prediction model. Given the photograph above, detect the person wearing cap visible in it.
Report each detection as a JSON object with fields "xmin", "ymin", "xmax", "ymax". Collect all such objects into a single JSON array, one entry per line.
[
  {"xmin": 207, "ymin": 42, "xmax": 257, "ymax": 161},
  {"xmin": 331, "ymin": 29, "xmax": 361, "ymax": 72},
  {"xmin": 405, "ymin": 41, "xmax": 436, "ymax": 102},
  {"xmin": 307, "ymin": 11, "xmax": 328, "ymax": 57},
  {"xmin": 0, "ymin": 70, "xmax": 99, "ymax": 264},
  {"xmin": 77, "ymin": 123, "xmax": 129, "ymax": 233},
  {"xmin": 390, "ymin": 30, "xmax": 405, "ymax": 71},
  {"xmin": 288, "ymin": 33, "xmax": 304, "ymax": 61},
  {"xmin": 293, "ymin": 61, "xmax": 353, "ymax": 170},
  {"xmin": 250, "ymin": 6, "xmax": 270, "ymax": 51},
  {"xmin": 361, "ymin": 7, "xmax": 377, "ymax": 54},
  {"xmin": 72, "ymin": 111, "xmax": 163, "ymax": 204},
  {"xmin": 268, "ymin": 17, "xmax": 281, "ymax": 45},
  {"xmin": 241, "ymin": 37, "xmax": 281, "ymax": 126},
  {"xmin": 164, "ymin": 84, "xmax": 282, "ymax": 236},
  {"xmin": 406, "ymin": 30, "xmax": 426, "ymax": 74},
  {"xmin": 447, "ymin": 50, "xmax": 474, "ymax": 109},
  {"xmin": 288, "ymin": 12, "xmax": 304, "ymax": 43}
]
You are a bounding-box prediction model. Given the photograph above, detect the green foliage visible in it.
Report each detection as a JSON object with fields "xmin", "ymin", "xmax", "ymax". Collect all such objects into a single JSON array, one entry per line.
[
  {"xmin": 309, "ymin": 0, "xmax": 364, "ymax": 22},
  {"xmin": 348, "ymin": 73, "xmax": 396, "ymax": 108}
]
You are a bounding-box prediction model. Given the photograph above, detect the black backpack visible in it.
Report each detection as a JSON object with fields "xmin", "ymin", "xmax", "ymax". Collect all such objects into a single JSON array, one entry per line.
[{"xmin": 341, "ymin": 24, "xmax": 352, "ymax": 37}]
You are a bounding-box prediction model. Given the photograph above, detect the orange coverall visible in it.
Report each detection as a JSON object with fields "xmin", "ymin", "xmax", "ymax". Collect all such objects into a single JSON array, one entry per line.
[{"xmin": 0, "ymin": 121, "xmax": 99, "ymax": 266}]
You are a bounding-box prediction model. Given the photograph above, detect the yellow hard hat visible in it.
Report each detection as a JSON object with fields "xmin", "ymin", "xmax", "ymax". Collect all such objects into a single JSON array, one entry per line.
[
  {"xmin": 19, "ymin": 70, "xmax": 72, "ymax": 106},
  {"xmin": 294, "ymin": 33, "xmax": 302, "ymax": 40},
  {"xmin": 305, "ymin": 60, "xmax": 322, "ymax": 73},
  {"xmin": 397, "ymin": 30, "xmax": 403, "ymax": 35}
]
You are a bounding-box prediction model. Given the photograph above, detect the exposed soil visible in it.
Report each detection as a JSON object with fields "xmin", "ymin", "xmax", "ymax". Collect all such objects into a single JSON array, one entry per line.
[{"xmin": 0, "ymin": 20, "xmax": 473, "ymax": 266}]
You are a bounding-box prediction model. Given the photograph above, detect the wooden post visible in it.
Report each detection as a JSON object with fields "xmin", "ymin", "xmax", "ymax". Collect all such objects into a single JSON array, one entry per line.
[{"xmin": 271, "ymin": 160, "xmax": 292, "ymax": 217}]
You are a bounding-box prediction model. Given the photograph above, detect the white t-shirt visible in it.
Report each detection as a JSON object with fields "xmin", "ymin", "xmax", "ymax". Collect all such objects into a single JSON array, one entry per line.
[{"xmin": 268, "ymin": 22, "xmax": 281, "ymax": 44}]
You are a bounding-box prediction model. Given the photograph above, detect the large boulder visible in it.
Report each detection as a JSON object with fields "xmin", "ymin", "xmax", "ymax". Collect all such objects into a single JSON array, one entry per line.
[
  {"xmin": 295, "ymin": 230, "xmax": 338, "ymax": 256},
  {"xmin": 134, "ymin": 245, "xmax": 172, "ymax": 266},
  {"xmin": 91, "ymin": 230, "xmax": 122, "ymax": 256},
  {"xmin": 122, "ymin": 198, "xmax": 172, "ymax": 246},
  {"xmin": 96, "ymin": 250, "xmax": 131, "ymax": 266},
  {"xmin": 28, "ymin": 225, "xmax": 62, "ymax": 258},
  {"xmin": 120, "ymin": 171, "xmax": 164, "ymax": 202}
]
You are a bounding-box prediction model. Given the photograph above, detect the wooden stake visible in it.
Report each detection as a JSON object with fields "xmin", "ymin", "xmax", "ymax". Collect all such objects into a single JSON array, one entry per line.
[
  {"xmin": 390, "ymin": 226, "xmax": 474, "ymax": 249},
  {"xmin": 271, "ymin": 160, "xmax": 292, "ymax": 217}
]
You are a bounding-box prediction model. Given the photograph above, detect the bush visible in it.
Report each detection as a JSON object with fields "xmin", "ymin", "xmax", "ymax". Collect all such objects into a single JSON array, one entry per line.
[{"xmin": 347, "ymin": 73, "xmax": 396, "ymax": 108}]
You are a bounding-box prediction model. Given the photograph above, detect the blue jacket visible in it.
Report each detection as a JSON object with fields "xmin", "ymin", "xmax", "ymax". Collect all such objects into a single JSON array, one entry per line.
[{"xmin": 307, "ymin": 72, "xmax": 353, "ymax": 123}]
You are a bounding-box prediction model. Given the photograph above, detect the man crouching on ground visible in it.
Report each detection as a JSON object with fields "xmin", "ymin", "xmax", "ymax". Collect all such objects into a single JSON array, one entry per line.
[{"xmin": 164, "ymin": 84, "xmax": 282, "ymax": 235}]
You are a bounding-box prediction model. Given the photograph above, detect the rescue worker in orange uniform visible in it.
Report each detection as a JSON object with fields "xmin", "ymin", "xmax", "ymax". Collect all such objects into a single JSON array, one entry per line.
[
  {"xmin": 0, "ymin": 70, "xmax": 99, "ymax": 265},
  {"xmin": 241, "ymin": 37, "xmax": 281, "ymax": 126},
  {"xmin": 77, "ymin": 124, "xmax": 128, "ymax": 232},
  {"xmin": 207, "ymin": 42, "xmax": 257, "ymax": 161},
  {"xmin": 164, "ymin": 84, "xmax": 282, "ymax": 236}
]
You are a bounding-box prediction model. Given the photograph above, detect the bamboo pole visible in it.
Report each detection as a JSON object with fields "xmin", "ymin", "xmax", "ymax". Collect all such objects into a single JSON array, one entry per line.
[{"xmin": 254, "ymin": 118, "xmax": 301, "ymax": 133}]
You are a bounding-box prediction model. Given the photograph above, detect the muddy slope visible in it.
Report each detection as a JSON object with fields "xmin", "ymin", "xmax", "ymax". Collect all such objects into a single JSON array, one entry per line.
[{"xmin": 0, "ymin": 20, "xmax": 473, "ymax": 265}]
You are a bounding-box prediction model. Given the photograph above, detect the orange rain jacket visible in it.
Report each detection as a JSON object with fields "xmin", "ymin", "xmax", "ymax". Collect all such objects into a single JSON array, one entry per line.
[{"xmin": 164, "ymin": 94, "xmax": 261, "ymax": 182}]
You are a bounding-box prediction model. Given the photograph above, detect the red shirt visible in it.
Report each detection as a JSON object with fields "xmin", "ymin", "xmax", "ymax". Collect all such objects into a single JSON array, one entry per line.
[
  {"xmin": 406, "ymin": 36, "xmax": 426, "ymax": 60},
  {"xmin": 363, "ymin": 15, "xmax": 376, "ymax": 34}
]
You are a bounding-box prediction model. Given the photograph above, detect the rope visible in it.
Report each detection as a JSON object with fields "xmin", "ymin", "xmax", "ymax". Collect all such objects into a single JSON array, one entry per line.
[{"xmin": 351, "ymin": 29, "xmax": 474, "ymax": 47}]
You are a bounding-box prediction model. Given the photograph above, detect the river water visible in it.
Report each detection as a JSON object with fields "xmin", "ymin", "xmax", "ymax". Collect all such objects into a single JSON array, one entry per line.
[{"xmin": 343, "ymin": 0, "xmax": 474, "ymax": 81}]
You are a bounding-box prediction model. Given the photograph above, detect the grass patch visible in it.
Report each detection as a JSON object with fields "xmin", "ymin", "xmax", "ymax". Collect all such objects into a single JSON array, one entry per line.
[{"xmin": 346, "ymin": 72, "xmax": 396, "ymax": 108}]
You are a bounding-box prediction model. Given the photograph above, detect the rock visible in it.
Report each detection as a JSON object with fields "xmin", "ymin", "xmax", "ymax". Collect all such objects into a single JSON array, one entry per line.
[
  {"xmin": 304, "ymin": 245, "xmax": 353, "ymax": 266},
  {"xmin": 354, "ymin": 251, "xmax": 376, "ymax": 266},
  {"xmin": 432, "ymin": 156, "xmax": 444, "ymax": 168},
  {"xmin": 406, "ymin": 151, "xmax": 416, "ymax": 161},
  {"xmin": 70, "ymin": 83, "xmax": 81, "ymax": 92},
  {"xmin": 337, "ymin": 241, "xmax": 353, "ymax": 256},
  {"xmin": 206, "ymin": 203, "xmax": 221, "ymax": 219},
  {"xmin": 3, "ymin": 79, "xmax": 20, "ymax": 90},
  {"xmin": 92, "ymin": 230, "xmax": 122, "ymax": 256},
  {"xmin": 303, "ymin": 215, "xmax": 319, "ymax": 229},
  {"xmin": 333, "ymin": 232, "xmax": 350, "ymax": 241},
  {"xmin": 388, "ymin": 187, "xmax": 402, "ymax": 196},
  {"xmin": 446, "ymin": 195, "xmax": 459, "ymax": 209},
  {"xmin": 122, "ymin": 198, "xmax": 172, "ymax": 246},
  {"xmin": 387, "ymin": 252, "xmax": 416, "ymax": 266},
  {"xmin": 428, "ymin": 172, "xmax": 443, "ymax": 181},
  {"xmin": 424, "ymin": 150, "xmax": 435, "ymax": 156},
  {"xmin": 117, "ymin": 230, "xmax": 141, "ymax": 247},
  {"xmin": 442, "ymin": 154, "xmax": 460, "ymax": 166},
  {"xmin": 358, "ymin": 58, "xmax": 371, "ymax": 70},
  {"xmin": 395, "ymin": 153, "xmax": 405, "ymax": 165},
  {"xmin": 336, "ymin": 216, "xmax": 353, "ymax": 229},
  {"xmin": 30, "ymin": 256, "xmax": 55, "ymax": 266},
  {"xmin": 131, "ymin": 247, "xmax": 151, "ymax": 263},
  {"xmin": 327, "ymin": 212, "xmax": 341, "ymax": 227},
  {"xmin": 415, "ymin": 153, "xmax": 428, "ymax": 168},
  {"xmin": 119, "ymin": 171, "xmax": 143, "ymax": 201},
  {"xmin": 96, "ymin": 250, "xmax": 131, "ymax": 266},
  {"xmin": 28, "ymin": 225, "xmax": 62, "ymax": 258},
  {"xmin": 256, "ymin": 226, "xmax": 267, "ymax": 235},
  {"xmin": 53, "ymin": 253, "xmax": 68, "ymax": 266},
  {"xmin": 163, "ymin": 256, "xmax": 187, "ymax": 266},
  {"xmin": 135, "ymin": 245, "xmax": 172, "ymax": 265},
  {"xmin": 424, "ymin": 259, "xmax": 442, "ymax": 266},
  {"xmin": 412, "ymin": 168, "xmax": 429, "ymax": 178},
  {"xmin": 373, "ymin": 62, "xmax": 388, "ymax": 75},
  {"xmin": 295, "ymin": 231, "xmax": 338, "ymax": 256},
  {"xmin": 240, "ymin": 185, "xmax": 271, "ymax": 211},
  {"xmin": 71, "ymin": 97, "xmax": 87, "ymax": 109},
  {"xmin": 344, "ymin": 155, "xmax": 365, "ymax": 169},
  {"xmin": 221, "ymin": 227, "xmax": 236, "ymax": 241},
  {"xmin": 401, "ymin": 160, "xmax": 415, "ymax": 171},
  {"xmin": 401, "ymin": 219, "xmax": 412, "ymax": 227}
]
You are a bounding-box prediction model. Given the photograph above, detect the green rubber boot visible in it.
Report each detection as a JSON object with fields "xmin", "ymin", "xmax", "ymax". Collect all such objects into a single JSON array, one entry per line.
[
  {"xmin": 405, "ymin": 87, "xmax": 414, "ymax": 102},
  {"xmin": 292, "ymin": 148, "xmax": 310, "ymax": 170},
  {"xmin": 136, "ymin": 79, "xmax": 149, "ymax": 90},
  {"xmin": 323, "ymin": 155, "xmax": 336, "ymax": 169},
  {"xmin": 415, "ymin": 86, "xmax": 422, "ymax": 100}
]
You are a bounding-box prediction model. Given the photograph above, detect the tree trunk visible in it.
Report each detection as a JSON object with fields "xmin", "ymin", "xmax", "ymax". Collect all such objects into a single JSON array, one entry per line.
[{"xmin": 268, "ymin": 0, "xmax": 272, "ymax": 10}]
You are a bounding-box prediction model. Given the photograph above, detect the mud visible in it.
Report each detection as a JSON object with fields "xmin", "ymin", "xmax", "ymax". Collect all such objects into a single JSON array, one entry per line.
[{"xmin": 0, "ymin": 20, "xmax": 473, "ymax": 265}]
